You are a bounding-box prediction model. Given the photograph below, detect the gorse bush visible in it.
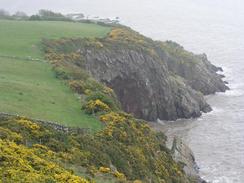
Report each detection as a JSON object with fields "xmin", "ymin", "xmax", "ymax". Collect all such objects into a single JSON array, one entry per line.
[
  {"xmin": 0, "ymin": 114, "xmax": 192, "ymax": 183},
  {"xmin": 83, "ymin": 99, "xmax": 111, "ymax": 114},
  {"xmin": 85, "ymin": 91, "xmax": 118, "ymax": 110},
  {"xmin": 0, "ymin": 139, "xmax": 90, "ymax": 183}
]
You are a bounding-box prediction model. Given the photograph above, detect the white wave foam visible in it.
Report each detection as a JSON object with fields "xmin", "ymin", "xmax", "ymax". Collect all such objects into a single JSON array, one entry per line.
[
  {"xmin": 229, "ymin": 82, "xmax": 244, "ymax": 89},
  {"xmin": 221, "ymin": 66, "xmax": 233, "ymax": 77},
  {"xmin": 212, "ymin": 176, "xmax": 237, "ymax": 183},
  {"xmin": 218, "ymin": 89, "xmax": 244, "ymax": 97},
  {"xmin": 215, "ymin": 66, "xmax": 244, "ymax": 97},
  {"xmin": 208, "ymin": 107, "xmax": 224, "ymax": 114}
]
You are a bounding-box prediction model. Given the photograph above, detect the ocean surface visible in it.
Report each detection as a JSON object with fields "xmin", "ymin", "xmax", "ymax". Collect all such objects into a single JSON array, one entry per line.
[{"xmin": 5, "ymin": 0, "xmax": 244, "ymax": 182}]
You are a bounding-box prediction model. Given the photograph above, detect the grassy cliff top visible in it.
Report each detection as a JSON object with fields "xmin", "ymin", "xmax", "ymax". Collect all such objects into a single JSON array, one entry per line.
[{"xmin": 0, "ymin": 20, "xmax": 110, "ymax": 58}]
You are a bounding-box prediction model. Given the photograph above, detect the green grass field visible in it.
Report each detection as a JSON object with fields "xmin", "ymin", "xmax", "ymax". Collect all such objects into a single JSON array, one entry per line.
[
  {"xmin": 0, "ymin": 20, "xmax": 110, "ymax": 58},
  {"xmin": 0, "ymin": 57, "xmax": 103, "ymax": 129},
  {"xmin": 0, "ymin": 20, "xmax": 110, "ymax": 129}
]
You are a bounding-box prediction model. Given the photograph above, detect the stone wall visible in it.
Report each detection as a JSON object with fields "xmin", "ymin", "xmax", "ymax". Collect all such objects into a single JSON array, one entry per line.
[{"xmin": 0, "ymin": 112, "xmax": 91, "ymax": 134}]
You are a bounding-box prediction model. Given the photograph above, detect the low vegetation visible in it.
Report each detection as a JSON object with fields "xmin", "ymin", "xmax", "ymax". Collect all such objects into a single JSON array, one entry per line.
[{"xmin": 0, "ymin": 114, "xmax": 191, "ymax": 182}]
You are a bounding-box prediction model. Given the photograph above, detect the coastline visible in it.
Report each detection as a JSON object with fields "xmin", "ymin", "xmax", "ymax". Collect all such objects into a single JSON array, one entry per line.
[{"xmin": 149, "ymin": 121, "xmax": 207, "ymax": 183}]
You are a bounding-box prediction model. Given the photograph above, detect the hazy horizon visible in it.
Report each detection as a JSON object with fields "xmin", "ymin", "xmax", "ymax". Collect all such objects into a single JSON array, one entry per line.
[{"xmin": 1, "ymin": 0, "xmax": 244, "ymax": 17}]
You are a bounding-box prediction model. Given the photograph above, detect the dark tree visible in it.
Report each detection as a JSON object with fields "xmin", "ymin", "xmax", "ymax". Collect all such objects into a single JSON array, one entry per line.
[
  {"xmin": 29, "ymin": 15, "xmax": 41, "ymax": 21},
  {"xmin": 38, "ymin": 9, "xmax": 69, "ymax": 21}
]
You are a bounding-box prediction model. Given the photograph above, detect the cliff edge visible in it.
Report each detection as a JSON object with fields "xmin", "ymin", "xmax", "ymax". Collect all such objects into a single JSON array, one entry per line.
[{"xmin": 44, "ymin": 26, "xmax": 228, "ymax": 121}]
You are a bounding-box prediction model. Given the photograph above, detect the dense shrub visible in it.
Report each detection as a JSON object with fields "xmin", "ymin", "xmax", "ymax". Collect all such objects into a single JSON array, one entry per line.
[
  {"xmin": 29, "ymin": 15, "xmax": 42, "ymax": 21},
  {"xmin": 83, "ymin": 99, "xmax": 111, "ymax": 114},
  {"xmin": 0, "ymin": 115, "xmax": 192, "ymax": 183},
  {"xmin": 86, "ymin": 91, "xmax": 118, "ymax": 110},
  {"xmin": 29, "ymin": 9, "xmax": 71, "ymax": 22},
  {"xmin": 0, "ymin": 139, "xmax": 90, "ymax": 183}
]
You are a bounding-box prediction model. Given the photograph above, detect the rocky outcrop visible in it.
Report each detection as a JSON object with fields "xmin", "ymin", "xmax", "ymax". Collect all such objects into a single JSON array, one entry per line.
[
  {"xmin": 44, "ymin": 26, "xmax": 227, "ymax": 121},
  {"xmin": 171, "ymin": 137, "xmax": 206, "ymax": 183},
  {"xmin": 155, "ymin": 41, "xmax": 229, "ymax": 95},
  {"xmin": 149, "ymin": 122, "xmax": 207, "ymax": 182}
]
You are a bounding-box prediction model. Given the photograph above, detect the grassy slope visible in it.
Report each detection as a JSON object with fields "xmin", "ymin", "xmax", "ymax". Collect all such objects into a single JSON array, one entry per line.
[
  {"xmin": 0, "ymin": 20, "xmax": 110, "ymax": 58},
  {"xmin": 0, "ymin": 57, "xmax": 103, "ymax": 129},
  {"xmin": 0, "ymin": 20, "xmax": 110, "ymax": 129}
]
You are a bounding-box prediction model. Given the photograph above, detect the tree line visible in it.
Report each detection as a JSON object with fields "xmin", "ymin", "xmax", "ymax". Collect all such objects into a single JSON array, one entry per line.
[{"xmin": 0, "ymin": 9, "xmax": 80, "ymax": 21}]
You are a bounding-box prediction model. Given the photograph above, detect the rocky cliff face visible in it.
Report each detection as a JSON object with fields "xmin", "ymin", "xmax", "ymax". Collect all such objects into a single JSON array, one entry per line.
[
  {"xmin": 155, "ymin": 41, "xmax": 229, "ymax": 95},
  {"xmin": 44, "ymin": 26, "xmax": 228, "ymax": 121},
  {"xmin": 83, "ymin": 42, "xmax": 212, "ymax": 121}
]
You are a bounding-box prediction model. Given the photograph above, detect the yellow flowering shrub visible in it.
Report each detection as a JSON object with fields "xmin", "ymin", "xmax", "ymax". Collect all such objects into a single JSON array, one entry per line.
[
  {"xmin": 99, "ymin": 112, "xmax": 126, "ymax": 124},
  {"xmin": 69, "ymin": 80, "xmax": 86, "ymax": 94},
  {"xmin": 0, "ymin": 127, "xmax": 23, "ymax": 142},
  {"xmin": 45, "ymin": 52, "xmax": 81, "ymax": 63},
  {"xmin": 0, "ymin": 113, "xmax": 189, "ymax": 183},
  {"xmin": 99, "ymin": 167, "xmax": 110, "ymax": 173},
  {"xmin": 84, "ymin": 99, "xmax": 110, "ymax": 114},
  {"xmin": 54, "ymin": 172, "xmax": 90, "ymax": 183},
  {"xmin": 0, "ymin": 139, "xmax": 90, "ymax": 183},
  {"xmin": 95, "ymin": 41, "xmax": 104, "ymax": 48},
  {"xmin": 102, "ymin": 86, "xmax": 114, "ymax": 96},
  {"xmin": 133, "ymin": 180, "xmax": 143, "ymax": 183},
  {"xmin": 102, "ymin": 125, "xmax": 114, "ymax": 137},
  {"xmin": 108, "ymin": 28, "xmax": 147, "ymax": 46},
  {"xmin": 109, "ymin": 28, "xmax": 127, "ymax": 40},
  {"xmin": 113, "ymin": 170, "xmax": 126, "ymax": 180},
  {"xmin": 87, "ymin": 166, "xmax": 98, "ymax": 176},
  {"xmin": 17, "ymin": 117, "xmax": 40, "ymax": 131},
  {"xmin": 32, "ymin": 144, "xmax": 49, "ymax": 151}
]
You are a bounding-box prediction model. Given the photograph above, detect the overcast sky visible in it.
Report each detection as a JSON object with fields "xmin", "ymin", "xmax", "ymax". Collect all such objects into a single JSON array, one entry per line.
[
  {"xmin": 1, "ymin": 0, "xmax": 243, "ymax": 17},
  {"xmin": 0, "ymin": 0, "xmax": 140, "ymax": 16},
  {"xmin": 1, "ymin": 0, "xmax": 89, "ymax": 14}
]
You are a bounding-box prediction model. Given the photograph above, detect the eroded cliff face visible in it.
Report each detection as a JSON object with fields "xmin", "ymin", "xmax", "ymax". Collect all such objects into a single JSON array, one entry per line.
[
  {"xmin": 44, "ymin": 26, "xmax": 228, "ymax": 121},
  {"xmin": 155, "ymin": 41, "xmax": 229, "ymax": 95},
  {"xmin": 83, "ymin": 43, "xmax": 211, "ymax": 121}
]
